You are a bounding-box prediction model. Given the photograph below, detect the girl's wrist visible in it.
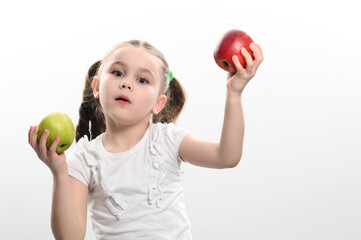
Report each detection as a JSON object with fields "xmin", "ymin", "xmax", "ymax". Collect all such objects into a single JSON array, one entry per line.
[
  {"xmin": 52, "ymin": 169, "xmax": 69, "ymax": 181},
  {"xmin": 226, "ymin": 87, "xmax": 243, "ymax": 100},
  {"xmin": 225, "ymin": 91, "xmax": 243, "ymax": 108}
]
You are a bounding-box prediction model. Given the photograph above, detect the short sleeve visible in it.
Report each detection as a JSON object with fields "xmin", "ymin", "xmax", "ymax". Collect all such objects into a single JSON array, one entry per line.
[
  {"xmin": 67, "ymin": 145, "xmax": 92, "ymax": 187},
  {"xmin": 161, "ymin": 123, "xmax": 191, "ymax": 162}
]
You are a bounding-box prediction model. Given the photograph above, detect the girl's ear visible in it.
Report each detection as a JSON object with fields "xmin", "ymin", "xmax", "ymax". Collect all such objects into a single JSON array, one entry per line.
[
  {"xmin": 152, "ymin": 95, "xmax": 167, "ymax": 115},
  {"xmin": 92, "ymin": 77, "xmax": 100, "ymax": 98}
]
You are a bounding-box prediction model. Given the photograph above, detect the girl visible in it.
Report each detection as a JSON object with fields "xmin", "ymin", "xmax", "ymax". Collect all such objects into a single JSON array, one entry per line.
[{"xmin": 28, "ymin": 40, "xmax": 263, "ymax": 239}]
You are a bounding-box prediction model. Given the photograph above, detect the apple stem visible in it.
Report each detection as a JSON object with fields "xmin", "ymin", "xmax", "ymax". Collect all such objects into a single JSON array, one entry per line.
[{"xmin": 222, "ymin": 60, "xmax": 229, "ymax": 69}]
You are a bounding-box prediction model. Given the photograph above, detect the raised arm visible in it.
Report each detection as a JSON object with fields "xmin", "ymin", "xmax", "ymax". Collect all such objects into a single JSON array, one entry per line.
[
  {"xmin": 28, "ymin": 126, "xmax": 88, "ymax": 239},
  {"xmin": 179, "ymin": 43, "xmax": 264, "ymax": 169}
]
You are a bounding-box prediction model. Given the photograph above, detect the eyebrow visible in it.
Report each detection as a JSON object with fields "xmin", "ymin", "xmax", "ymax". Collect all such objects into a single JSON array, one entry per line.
[{"xmin": 110, "ymin": 61, "xmax": 155, "ymax": 77}]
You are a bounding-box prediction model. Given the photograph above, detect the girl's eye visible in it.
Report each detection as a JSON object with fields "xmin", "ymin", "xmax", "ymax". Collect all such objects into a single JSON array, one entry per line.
[
  {"xmin": 112, "ymin": 70, "xmax": 124, "ymax": 77},
  {"xmin": 137, "ymin": 78, "xmax": 149, "ymax": 84}
]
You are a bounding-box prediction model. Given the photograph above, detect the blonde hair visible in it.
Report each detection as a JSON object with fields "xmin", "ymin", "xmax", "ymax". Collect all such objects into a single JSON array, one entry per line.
[{"xmin": 76, "ymin": 40, "xmax": 186, "ymax": 141}]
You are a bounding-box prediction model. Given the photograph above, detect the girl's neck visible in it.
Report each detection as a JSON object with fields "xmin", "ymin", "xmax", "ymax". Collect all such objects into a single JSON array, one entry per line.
[{"xmin": 102, "ymin": 118, "xmax": 150, "ymax": 153}]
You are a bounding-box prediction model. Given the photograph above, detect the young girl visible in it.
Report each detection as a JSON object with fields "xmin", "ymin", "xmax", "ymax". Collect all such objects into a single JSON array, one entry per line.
[{"xmin": 28, "ymin": 40, "xmax": 263, "ymax": 239}]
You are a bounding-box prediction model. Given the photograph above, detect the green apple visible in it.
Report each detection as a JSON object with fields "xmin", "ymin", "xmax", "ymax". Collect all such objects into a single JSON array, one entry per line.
[{"xmin": 37, "ymin": 112, "xmax": 75, "ymax": 154}]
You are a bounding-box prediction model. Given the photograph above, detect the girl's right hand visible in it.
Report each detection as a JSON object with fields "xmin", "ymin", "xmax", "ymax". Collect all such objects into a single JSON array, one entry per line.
[{"xmin": 28, "ymin": 126, "xmax": 68, "ymax": 176}]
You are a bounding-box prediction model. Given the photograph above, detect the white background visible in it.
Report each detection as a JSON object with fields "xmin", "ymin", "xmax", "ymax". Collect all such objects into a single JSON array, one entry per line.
[{"xmin": 1, "ymin": 0, "xmax": 360, "ymax": 239}]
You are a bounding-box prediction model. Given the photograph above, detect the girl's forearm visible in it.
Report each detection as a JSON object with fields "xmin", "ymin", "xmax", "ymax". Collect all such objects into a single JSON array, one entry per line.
[
  {"xmin": 218, "ymin": 91, "xmax": 245, "ymax": 167},
  {"xmin": 51, "ymin": 174, "xmax": 83, "ymax": 240}
]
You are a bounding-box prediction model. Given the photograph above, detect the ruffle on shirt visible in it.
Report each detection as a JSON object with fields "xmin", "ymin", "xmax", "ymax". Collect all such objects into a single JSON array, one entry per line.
[
  {"xmin": 148, "ymin": 123, "xmax": 167, "ymax": 208},
  {"xmin": 73, "ymin": 136, "xmax": 127, "ymax": 219}
]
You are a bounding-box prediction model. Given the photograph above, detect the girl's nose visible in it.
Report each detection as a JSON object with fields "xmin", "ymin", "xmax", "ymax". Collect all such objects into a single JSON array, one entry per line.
[{"xmin": 120, "ymin": 81, "xmax": 133, "ymax": 91}]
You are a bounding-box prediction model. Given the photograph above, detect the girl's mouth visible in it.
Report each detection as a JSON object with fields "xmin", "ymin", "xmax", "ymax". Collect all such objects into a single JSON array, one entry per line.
[{"xmin": 115, "ymin": 95, "xmax": 131, "ymax": 105}]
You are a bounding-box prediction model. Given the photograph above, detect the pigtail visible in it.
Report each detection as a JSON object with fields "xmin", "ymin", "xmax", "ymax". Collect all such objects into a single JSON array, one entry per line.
[
  {"xmin": 75, "ymin": 60, "xmax": 106, "ymax": 142},
  {"xmin": 152, "ymin": 76, "xmax": 186, "ymax": 124}
]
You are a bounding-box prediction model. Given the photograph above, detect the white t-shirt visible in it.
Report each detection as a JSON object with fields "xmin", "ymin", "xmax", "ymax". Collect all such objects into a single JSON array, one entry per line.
[{"xmin": 67, "ymin": 122, "xmax": 192, "ymax": 240}]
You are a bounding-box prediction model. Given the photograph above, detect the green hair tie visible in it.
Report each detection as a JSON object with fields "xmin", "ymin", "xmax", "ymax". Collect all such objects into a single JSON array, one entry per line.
[{"xmin": 169, "ymin": 70, "xmax": 174, "ymax": 82}]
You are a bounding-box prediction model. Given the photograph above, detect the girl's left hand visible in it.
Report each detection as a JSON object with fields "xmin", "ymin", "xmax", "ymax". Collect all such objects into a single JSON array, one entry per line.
[{"xmin": 227, "ymin": 43, "xmax": 264, "ymax": 95}]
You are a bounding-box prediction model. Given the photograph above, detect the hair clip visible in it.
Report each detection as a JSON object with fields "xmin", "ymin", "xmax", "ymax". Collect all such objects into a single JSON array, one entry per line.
[{"xmin": 169, "ymin": 70, "xmax": 174, "ymax": 82}]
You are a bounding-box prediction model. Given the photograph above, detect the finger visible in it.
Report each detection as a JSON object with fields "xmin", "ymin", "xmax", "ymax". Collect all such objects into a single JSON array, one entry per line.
[
  {"xmin": 28, "ymin": 126, "xmax": 33, "ymax": 144},
  {"xmin": 39, "ymin": 129, "xmax": 50, "ymax": 155},
  {"xmin": 232, "ymin": 55, "xmax": 245, "ymax": 73},
  {"xmin": 250, "ymin": 43, "xmax": 263, "ymax": 64},
  {"xmin": 49, "ymin": 136, "xmax": 60, "ymax": 155},
  {"xmin": 255, "ymin": 43, "xmax": 264, "ymax": 62},
  {"xmin": 29, "ymin": 126, "xmax": 39, "ymax": 148},
  {"xmin": 241, "ymin": 47, "xmax": 254, "ymax": 71}
]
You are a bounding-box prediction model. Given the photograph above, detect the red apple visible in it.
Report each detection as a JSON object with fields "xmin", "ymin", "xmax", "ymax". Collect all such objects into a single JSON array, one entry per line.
[{"xmin": 214, "ymin": 29, "xmax": 255, "ymax": 73}]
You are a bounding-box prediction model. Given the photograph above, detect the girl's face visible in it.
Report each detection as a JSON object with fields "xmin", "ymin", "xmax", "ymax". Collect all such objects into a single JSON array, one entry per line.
[{"xmin": 92, "ymin": 45, "xmax": 167, "ymax": 126}]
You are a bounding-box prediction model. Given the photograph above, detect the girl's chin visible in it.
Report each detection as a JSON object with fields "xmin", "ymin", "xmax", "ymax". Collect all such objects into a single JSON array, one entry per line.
[{"xmin": 105, "ymin": 112, "xmax": 152, "ymax": 127}]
